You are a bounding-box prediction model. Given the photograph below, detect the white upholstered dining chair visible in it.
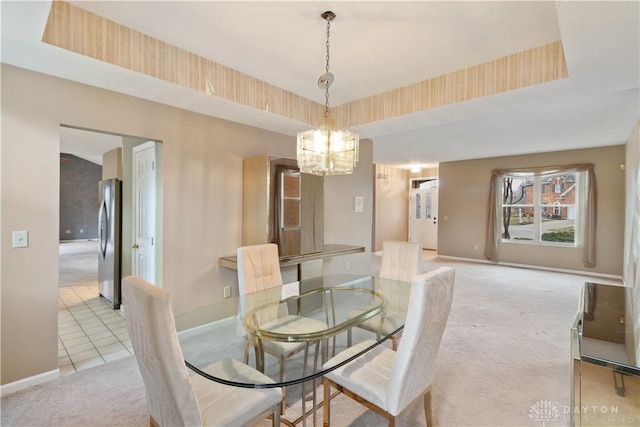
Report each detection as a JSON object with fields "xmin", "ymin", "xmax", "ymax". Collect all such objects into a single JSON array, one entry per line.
[
  {"xmin": 379, "ymin": 240, "xmax": 423, "ymax": 283},
  {"xmin": 237, "ymin": 243, "xmax": 327, "ymax": 412},
  {"xmin": 350, "ymin": 240, "xmax": 423, "ymax": 349},
  {"xmin": 122, "ymin": 276, "xmax": 282, "ymax": 427},
  {"xmin": 323, "ymin": 266, "xmax": 455, "ymax": 427}
]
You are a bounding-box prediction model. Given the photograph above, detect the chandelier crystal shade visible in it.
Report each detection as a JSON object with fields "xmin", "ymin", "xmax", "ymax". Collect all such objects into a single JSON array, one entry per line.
[{"xmin": 297, "ymin": 11, "xmax": 359, "ymax": 176}]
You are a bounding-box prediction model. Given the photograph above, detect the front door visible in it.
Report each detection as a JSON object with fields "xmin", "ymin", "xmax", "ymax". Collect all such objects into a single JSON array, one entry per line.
[
  {"xmin": 409, "ymin": 179, "xmax": 438, "ymax": 250},
  {"xmin": 132, "ymin": 141, "xmax": 157, "ymax": 284}
]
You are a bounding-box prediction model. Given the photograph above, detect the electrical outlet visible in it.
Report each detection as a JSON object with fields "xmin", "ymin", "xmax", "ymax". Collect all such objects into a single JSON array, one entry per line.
[
  {"xmin": 473, "ymin": 244, "xmax": 479, "ymax": 251},
  {"xmin": 345, "ymin": 261, "xmax": 350, "ymax": 270},
  {"xmin": 223, "ymin": 286, "xmax": 231, "ymax": 299}
]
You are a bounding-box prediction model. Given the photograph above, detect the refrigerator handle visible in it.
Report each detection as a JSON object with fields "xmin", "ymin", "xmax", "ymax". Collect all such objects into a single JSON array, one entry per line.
[{"xmin": 99, "ymin": 200, "xmax": 108, "ymax": 258}]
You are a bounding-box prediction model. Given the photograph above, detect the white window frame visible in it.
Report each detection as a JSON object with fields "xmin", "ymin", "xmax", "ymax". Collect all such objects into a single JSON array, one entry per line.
[{"xmin": 500, "ymin": 172, "xmax": 584, "ymax": 247}]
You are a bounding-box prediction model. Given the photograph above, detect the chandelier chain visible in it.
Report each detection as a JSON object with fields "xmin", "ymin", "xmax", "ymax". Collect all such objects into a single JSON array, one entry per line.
[
  {"xmin": 324, "ymin": 16, "xmax": 331, "ymax": 117},
  {"xmin": 296, "ymin": 10, "xmax": 359, "ymax": 176}
]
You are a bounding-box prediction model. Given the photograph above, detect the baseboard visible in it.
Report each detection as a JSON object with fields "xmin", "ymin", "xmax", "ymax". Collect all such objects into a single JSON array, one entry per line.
[
  {"xmin": 176, "ymin": 316, "xmax": 236, "ymax": 339},
  {"xmin": 435, "ymin": 255, "xmax": 623, "ymax": 281},
  {"xmin": 0, "ymin": 368, "xmax": 59, "ymax": 397}
]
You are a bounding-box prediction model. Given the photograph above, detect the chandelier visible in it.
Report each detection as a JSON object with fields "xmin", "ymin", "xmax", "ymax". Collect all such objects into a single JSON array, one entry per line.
[{"xmin": 297, "ymin": 11, "xmax": 359, "ymax": 176}]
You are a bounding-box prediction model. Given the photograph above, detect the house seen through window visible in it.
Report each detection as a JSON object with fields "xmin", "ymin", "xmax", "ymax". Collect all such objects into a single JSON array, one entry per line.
[{"xmin": 501, "ymin": 172, "xmax": 582, "ymax": 245}]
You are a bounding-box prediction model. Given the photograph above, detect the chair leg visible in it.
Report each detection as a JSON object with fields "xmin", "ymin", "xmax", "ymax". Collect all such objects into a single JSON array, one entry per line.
[
  {"xmin": 311, "ymin": 341, "xmax": 321, "ymax": 426},
  {"xmin": 243, "ymin": 337, "xmax": 250, "ymax": 364},
  {"xmin": 300, "ymin": 343, "xmax": 310, "ymax": 425},
  {"xmin": 272, "ymin": 403, "xmax": 281, "ymax": 427},
  {"xmin": 424, "ymin": 389, "xmax": 433, "ymax": 426},
  {"xmin": 279, "ymin": 355, "xmax": 286, "ymax": 415},
  {"xmin": 347, "ymin": 327, "xmax": 352, "ymax": 347},
  {"xmin": 324, "ymin": 337, "xmax": 330, "ymax": 363},
  {"xmin": 323, "ymin": 377, "xmax": 332, "ymax": 427},
  {"xmin": 390, "ymin": 330, "xmax": 404, "ymax": 351}
]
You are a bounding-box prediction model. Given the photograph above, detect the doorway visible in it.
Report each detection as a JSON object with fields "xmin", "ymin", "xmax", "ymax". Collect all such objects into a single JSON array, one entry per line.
[
  {"xmin": 58, "ymin": 126, "xmax": 124, "ymax": 376},
  {"xmin": 59, "ymin": 126, "xmax": 123, "ymax": 291},
  {"xmin": 409, "ymin": 177, "xmax": 438, "ymax": 250},
  {"xmin": 57, "ymin": 126, "xmax": 162, "ymax": 375}
]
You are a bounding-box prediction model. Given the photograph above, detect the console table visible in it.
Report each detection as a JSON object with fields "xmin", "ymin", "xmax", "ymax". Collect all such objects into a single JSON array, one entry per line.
[
  {"xmin": 219, "ymin": 244, "xmax": 365, "ymax": 281},
  {"xmin": 571, "ymin": 282, "xmax": 639, "ymax": 426}
]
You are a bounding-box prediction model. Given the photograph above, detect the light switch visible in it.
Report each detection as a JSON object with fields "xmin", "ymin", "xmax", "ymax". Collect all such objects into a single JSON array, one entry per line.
[
  {"xmin": 354, "ymin": 196, "xmax": 364, "ymax": 213},
  {"xmin": 12, "ymin": 230, "xmax": 28, "ymax": 248}
]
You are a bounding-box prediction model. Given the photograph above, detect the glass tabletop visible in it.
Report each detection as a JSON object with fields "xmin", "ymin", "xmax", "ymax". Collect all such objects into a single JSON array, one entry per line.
[{"xmin": 176, "ymin": 274, "xmax": 412, "ymax": 388}]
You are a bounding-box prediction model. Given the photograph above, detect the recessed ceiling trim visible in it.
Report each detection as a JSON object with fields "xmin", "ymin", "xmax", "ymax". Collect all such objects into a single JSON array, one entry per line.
[
  {"xmin": 42, "ymin": 1, "xmax": 325, "ymax": 127},
  {"xmin": 335, "ymin": 41, "xmax": 568, "ymax": 128},
  {"xmin": 42, "ymin": 1, "xmax": 567, "ymax": 132}
]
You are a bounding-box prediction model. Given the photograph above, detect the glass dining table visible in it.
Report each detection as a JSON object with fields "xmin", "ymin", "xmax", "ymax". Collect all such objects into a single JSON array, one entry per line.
[{"xmin": 175, "ymin": 274, "xmax": 412, "ymax": 426}]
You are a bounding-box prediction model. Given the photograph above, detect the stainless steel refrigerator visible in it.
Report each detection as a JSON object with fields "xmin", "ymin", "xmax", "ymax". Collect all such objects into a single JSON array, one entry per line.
[{"xmin": 98, "ymin": 178, "xmax": 122, "ymax": 309}]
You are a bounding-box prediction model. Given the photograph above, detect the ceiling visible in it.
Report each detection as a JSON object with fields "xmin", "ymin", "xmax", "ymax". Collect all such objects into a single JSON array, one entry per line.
[{"xmin": 2, "ymin": 1, "xmax": 639, "ymax": 169}]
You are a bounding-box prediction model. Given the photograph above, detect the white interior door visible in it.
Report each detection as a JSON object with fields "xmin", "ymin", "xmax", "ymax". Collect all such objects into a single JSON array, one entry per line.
[
  {"xmin": 409, "ymin": 180, "xmax": 438, "ymax": 250},
  {"xmin": 132, "ymin": 141, "xmax": 157, "ymax": 284}
]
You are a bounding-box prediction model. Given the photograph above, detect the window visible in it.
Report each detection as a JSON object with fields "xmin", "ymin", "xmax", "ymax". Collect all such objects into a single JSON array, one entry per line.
[
  {"xmin": 554, "ymin": 182, "xmax": 562, "ymax": 193},
  {"xmin": 500, "ymin": 172, "xmax": 582, "ymax": 245},
  {"xmin": 486, "ymin": 163, "xmax": 595, "ymax": 267},
  {"xmin": 425, "ymin": 193, "xmax": 432, "ymax": 220}
]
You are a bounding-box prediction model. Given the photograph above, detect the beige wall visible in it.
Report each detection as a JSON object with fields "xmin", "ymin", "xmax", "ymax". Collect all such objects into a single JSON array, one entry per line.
[
  {"xmin": 372, "ymin": 165, "xmax": 441, "ymax": 252},
  {"xmin": 1, "ymin": 70, "xmax": 61, "ymax": 384},
  {"xmin": 101, "ymin": 147, "xmax": 122, "ymax": 180},
  {"xmin": 0, "ymin": 64, "xmax": 374, "ymax": 385},
  {"xmin": 323, "ymin": 142, "xmax": 374, "ymax": 276},
  {"xmin": 438, "ymin": 145, "xmax": 626, "ymax": 275},
  {"xmin": 374, "ymin": 165, "xmax": 409, "ymax": 251}
]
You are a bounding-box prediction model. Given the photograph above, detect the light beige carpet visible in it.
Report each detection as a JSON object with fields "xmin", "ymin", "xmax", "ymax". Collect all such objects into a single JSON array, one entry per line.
[{"xmin": 2, "ymin": 258, "xmax": 621, "ymax": 426}]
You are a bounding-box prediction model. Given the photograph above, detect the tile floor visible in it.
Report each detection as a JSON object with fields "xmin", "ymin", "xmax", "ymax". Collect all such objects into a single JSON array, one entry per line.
[{"xmin": 58, "ymin": 284, "xmax": 133, "ymax": 377}]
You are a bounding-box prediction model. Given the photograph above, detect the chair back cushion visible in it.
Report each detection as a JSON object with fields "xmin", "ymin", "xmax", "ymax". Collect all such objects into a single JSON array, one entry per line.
[
  {"xmin": 122, "ymin": 276, "xmax": 201, "ymax": 426},
  {"xmin": 386, "ymin": 267, "xmax": 455, "ymax": 415},
  {"xmin": 379, "ymin": 241, "xmax": 423, "ymax": 283},
  {"xmin": 237, "ymin": 243, "xmax": 283, "ymax": 294}
]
